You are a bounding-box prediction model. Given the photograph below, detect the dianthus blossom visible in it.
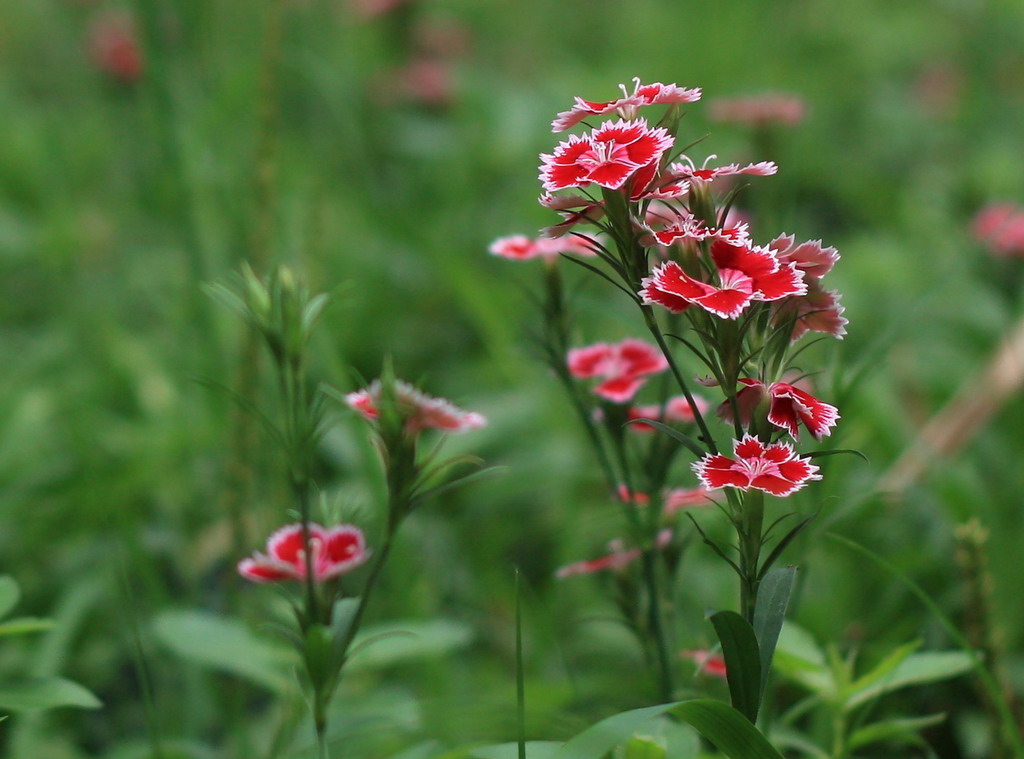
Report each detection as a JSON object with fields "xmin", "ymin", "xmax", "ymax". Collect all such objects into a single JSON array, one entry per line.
[
  {"xmin": 239, "ymin": 523, "xmax": 371, "ymax": 583},
  {"xmin": 682, "ymin": 649, "xmax": 729, "ymax": 679},
  {"xmin": 488, "ymin": 233, "xmax": 597, "ymax": 261},
  {"xmin": 346, "ymin": 379, "xmax": 486, "ymax": 433},
  {"xmin": 693, "ymin": 435, "xmax": 820, "ymax": 497},
  {"xmin": 641, "ymin": 237, "xmax": 805, "ymax": 319},
  {"xmin": 555, "ymin": 529, "xmax": 673, "ymax": 578},
  {"xmin": 667, "ymin": 156, "xmax": 777, "ymax": 185},
  {"xmin": 567, "ymin": 338, "xmax": 669, "ymax": 403},
  {"xmin": 627, "ymin": 395, "xmax": 709, "ymax": 432},
  {"xmin": 540, "ymin": 119, "xmax": 674, "ymax": 193},
  {"xmin": 973, "ymin": 203, "xmax": 1024, "ymax": 257},
  {"xmin": 719, "ymin": 379, "xmax": 839, "ymax": 441},
  {"xmin": 551, "ymin": 78, "xmax": 701, "ymax": 132}
]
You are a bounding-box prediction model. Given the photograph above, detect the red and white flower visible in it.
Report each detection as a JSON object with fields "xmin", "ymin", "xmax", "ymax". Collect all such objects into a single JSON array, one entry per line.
[
  {"xmin": 628, "ymin": 394, "xmax": 709, "ymax": 432},
  {"xmin": 722, "ymin": 379, "xmax": 839, "ymax": 440},
  {"xmin": 641, "ymin": 237, "xmax": 805, "ymax": 319},
  {"xmin": 772, "ymin": 279, "xmax": 847, "ymax": 341},
  {"xmin": 239, "ymin": 523, "xmax": 371, "ymax": 583},
  {"xmin": 668, "ymin": 155, "xmax": 777, "ymax": 184},
  {"xmin": 540, "ymin": 119, "xmax": 674, "ymax": 193},
  {"xmin": 552, "ymin": 78, "xmax": 701, "ymax": 132},
  {"xmin": 693, "ymin": 435, "xmax": 821, "ymax": 497},
  {"xmin": 488, "ymin": 233, "xmax": 598, "ymax": 261},
  {"xmin": 663, "ymin": 486, "xmax": 722, "ymax": 513},
  {"xmin": 346, "ymin": 379, "xmax": 487, "ymax": 433},
  {"xmin": 682, "ymin": 649, "xmax": 728, "ymax": 679},
  {"xmin": 555, "ymin": 529, "xmax": 673, "ymax": 578},
  {"xmin": 567, "ymin": 338, "xmax": 668, "ymax": 403},
  {"xmin": 767, "ymin": 234, "xmax": 839, "ymax": 280}
]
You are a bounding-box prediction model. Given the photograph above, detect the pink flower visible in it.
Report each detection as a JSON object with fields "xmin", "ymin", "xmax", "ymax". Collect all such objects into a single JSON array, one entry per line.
[
  {"xmin": 682, "ymin": 649, "xmax": 728, "ymax": 679},
  {"xmin": 567, "ymin": 338, "xmax": 669, "ymax": 403},
  {"xmin": 346, "ymin": 379, "xmax": 487, "ymax": 433},
  {"xmin": 668, "ymin": 156, "xmax": 777, "ymax": 185},
  {"xmin": 767, "ymin": 234, "xmax": 839, "ymax": 280},
  {"xmin": 973, "ymin": 203, "xmax": 1024, "ymax": 257},
  {"xmin": 540, "ymin": 119, "xmax": 674, "ymax": 193},
  {"xmin": 641, "ymin": 237, "xmax": 805, "ymax": 319},
  {"xmin": 663, "ymin": 486, "xmax": 721, "ymax": 513},
  {"xmin": 772, "ymin": 279, "xmax": 848, "ymax": 341},
  {"xmin": 88, "ymin": 11, "xmax": 144, "ymax": 84},
  {"xmin": 693, "ymin": 435, "xmax": 821, "ymax": 497},
  {"xmin": 628, "ymin": 395, "xmax": 709, "ymax": 432},
  {"xmin": 551, "ymin": 78, "xmax": 701, "ymax": 132},
  {"xmin": 488, "ymin": 234, "xmax": 598, "ymax": 261},
  {"xmin": 239, "ymin": 523, "xmax": 371, "ymax": 583},
  {"xmin": 722, "ymin": 379, "xmax": 839, "ymax": 440},
  {"xmin": 708, "ymin": 94, "xmax": 806, "ymax": 127},
  {"xmin": 555, "ymin": 529, "xmax": 673, "ymax": 578}
]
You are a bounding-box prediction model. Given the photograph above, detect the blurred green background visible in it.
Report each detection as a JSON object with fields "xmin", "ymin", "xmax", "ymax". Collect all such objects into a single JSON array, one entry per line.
[{"xmin": 2, "ymin": 0, "xmax": 1024, "ymax": 756}]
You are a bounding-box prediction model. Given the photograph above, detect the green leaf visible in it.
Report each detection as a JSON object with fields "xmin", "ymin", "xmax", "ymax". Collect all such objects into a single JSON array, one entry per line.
[
  {"xmin": 622, "ymin": 735, "xmax": 666, "ymax": 759},
  {"xmin": 622, "ymin": 419, "xmax": 706, "ymax": 459},
  {"xmin": 0, "ymin": 576, "xmax": 19, "ymax": 620},
  {"xmin": 804, "ymin": 448, "xmax": 869, "ymax": 463},
  {"xmin": 151, "ymin": 610, "xmax": 297, "ymax": 694},
  {"xmin": 0, "ymin": 677, "xmax": 101, "ymax": 712},
  {"xmin": 710, "ymin": 611, "xmax": 762, "ymax": 723},
  {"xmin": 345, "ymin": 619, "xmax": 473, "ymax": 672},
  {"xmin": 844, "ymin": 651, "xmax": 973, "ymax": 710},
  {"xmin": 752, "ymin": 566, "xmax": 797, "ymax": 697},
  {"xmin": 772, "ymin": 623, "xmax": 833, "ymax": 697},
  {"xmin": 848, "ymin": 713, "xmax": 946, "ymax": 751},
  {"xmin": 671, "ymin": 700, "xmax": 786, "ymax": 758},
  {"xmin": 840, "ymin": 639, "xmax": 919, "ymax": 705},
  {"xmin": 471, "ymin": 742, "xmax": 562, "ymax": 759},
  {"xmin": 552, "ymin": 704, "xmax": 680, "ymax": 759},
  {"xmin": 0, "ymin": 616, "xmax": 54, "ymax": 637}
]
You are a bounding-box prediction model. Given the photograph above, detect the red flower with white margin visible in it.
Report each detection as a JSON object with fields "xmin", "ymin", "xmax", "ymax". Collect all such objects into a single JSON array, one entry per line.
[
  {"xmin": 722, "ymin": 379, "xmax": 839, "ymax": 440},
  {"xmin": 540, "ymin": 119, "xmax": 674, "ymax": 193},
  {"xmin": 488, "ymin": 234, "xmax": 597, "ymax": 261},
  {"xmin": 567, "ymin": 338, "xmax": 669, "ymax": 403},
  {"xmin": 768, "ymin": 234, "xmax": 839, "ymax": 280},
  {"xmin": 628, "ymin": 394, "xmax": 710, "ymax": 432},
  {"xmin": 641, "ymin": 237, "xmax": 806, "ymax": 319},
  {"xmin": 346, "ymin": 379, "xmax": 487, "ymax": 433},
  {"xmin": 239, "ymin": 523, "xmax": 371, "ymax": 583},
  {"xmin": 551, "ymin": 78, "xmax": 702, "ymax": 132},
  {"xmin": 668, "ymin": 155, "xmax": 777, "ymax": 184},
  {"xmin": 555, "ymin": 529, "xmax": 673, "ymax": 578},
  {"xmin": 682, "ymin": 649, "xmax": 728, "ymax": 679},
  {"xmin": 693, "ymin": 435, "xmax": 821, "ymax": 497}
]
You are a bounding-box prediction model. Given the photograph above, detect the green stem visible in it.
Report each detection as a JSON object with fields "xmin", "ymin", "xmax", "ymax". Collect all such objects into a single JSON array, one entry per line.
[
  {"xmin": 738, "ymin": 491, "xmax": 765, "ymax": 625},
  {"xmin": 641, "ymin": 306, "xmax": 718, "ymax": 454}
]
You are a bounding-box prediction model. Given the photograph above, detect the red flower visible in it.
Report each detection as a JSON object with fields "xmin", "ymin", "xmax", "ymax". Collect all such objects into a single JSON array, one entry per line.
[
  {"xmin": 973, "ymin": 203, "xmax": 1024, "ymax": 257},
  {"xmin": 551, "ymin": 78, "xmax": 701, "ymax": 132},
  {"xmin": 682, "ymin": 649, "xmax": 728, "ymax": 679},
  {"xmin": 488, "ymin": 234, "xmax": 598, "ymax": 261},
  {"xmin": 723, "ymin": 379, "xmax": 839, "ymax": 440},
  {"xmin": 641, "ymin": 237, "xmax": 805, "ymax": 319},
  {"xmin": 88, "ymin": 11, "xmax": 144, "ymax": 84},
  {"xmin": 628, "ymin": 394, "xmax": 709, "ymax": 432},
  {"xmin": 346, "ymin": 379, "xmax": 487, "ymax": 433},
  {"xmin": 567, "ymin": 338, "xmax": 668, "ymax": 403},
  {"xmin": 663, "ymin": 486, "xmax": 722, "ymax": 513},
  {"xmin": 540, "ymin": 119, "xmax": 674, "ymax": 193},
  {"xmin": 555, "ymin": 529, "xmax": 672, "ymax": 578},
  {"xmin": 767, "ymin": 234, "xmax": 839, "ymax": 280},
  {"xmin": 772, "ymin": 279, "xmax": 847, "ymax": 341},
  {"xmin": 239, "ymin": 523, "xmax": 371, "ymax": 583},
  {"xmin": 693, "ymin": 435, "xmax": 820, "ymax": 497}
]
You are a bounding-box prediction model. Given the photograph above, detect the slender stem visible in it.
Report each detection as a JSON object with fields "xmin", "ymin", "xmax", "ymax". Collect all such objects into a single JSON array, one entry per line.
[
  {"xmin": 515, "ymin": 570, "xmax": 527, "ymax": 759},
  {"xmin": 738, "ymin": 490, "xmax": 764, "ymax": 625},
  {"xmin": 640, "ymin": 306, "xmax": 718, "ymax": 454}
]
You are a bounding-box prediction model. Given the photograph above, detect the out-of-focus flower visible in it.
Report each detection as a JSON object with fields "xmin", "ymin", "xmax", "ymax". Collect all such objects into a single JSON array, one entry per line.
[
  {"xmin": 540, "ymin": 119, "xmax": 674, "ymax": 193},
  {"xmin": 771, "ymin": 279, "xmax": 847, "ymax": 341},
  {"xmin": 346, "ymin": 379, "xmax": 487, "ymax": 433},
  {"xmin": 973, "ymin": 203, "xmax": 1024, "ymax": 257},
  {"xmin": 567, "ymin": 338, "xmax": 669, "ymax": 403},
  {"xmin": 720, "ymin": 379, "xmax": 839, "ymax": 440},
  {"xmin": 668, "ymin": 156, "xmax": 777, "ymax": 185},
  {"xmin": 663, "ymin": 486, "xmax": 721, "ymax": 513},
  {"xmin": 767, "ymin": 234, "xmax": 839, "ymax": 280},
  {"xmin": 628, "ymin": 394, "xmax": 709, "ymax": 431},
  {"xmin": 488, "ymin": 233, "xmax": 598, "ymax": 261},
  {"xmin": 239, "ymin": 523, "xmax": 371, "ymax": 583},
  {"xmin": 682, "ymin": 649, "xmax": 728, "ymax": 679},
  {"xmin": 693, "ymin": 435, "xmax": 820, "ymax": 497},
  {"xmin": 88, "ymin": 11, "xmax": 144, "ymax": 84},
  {"xmin": 642, "ymin": 237, "xmax": 805, "ymax": 320},
  {"xmin": 708, "ymin": 94, "xmax": 805, "ymax": 127},
  {"xmin": 555, "ymin": 529, "xmax": 672, "ymax": 578},
  {"xmin": 552, "ymin": 78, "xmax": 701, "ymax": 132}
]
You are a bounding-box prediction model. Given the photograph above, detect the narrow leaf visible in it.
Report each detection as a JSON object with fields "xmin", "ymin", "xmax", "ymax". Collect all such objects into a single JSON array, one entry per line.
[
  {"xmin": 345, "ymin": 619, "xmax": 474, "ymax": 672},
  {"xmin": 551, "ymin": 703, "xmax": 680, "ymax": 759},
  {"xmin": 845, "ymin": 652, "xmax": 973, "ymax": 710},
  {"xmin": 804, "ymin": 448, "xmax": 869, "ymax": 463},
  {"xmin": 625, "ymin": 419, "xmax": 706, "ymax": 458},
  {"xmin": 753, "ymin": 566, "xmax": 797, "ymax": 697},
  {"xmin": 0, "ymin": 677, "xmax": 102, "ymax": 712},
  {"xmin": 848, "ymin": 714, "xmax": 946, "ymax": 750},
  {"xmin": 710, "ymin": 611, "xmax": 762, "ymax": 723},
  {"xmin": 671, "ymin": 699, "xmax": 786, "ymax": 758},
  {"xmin": 757, "ymin": 520, "xmax": 813, "ymax": 580},
  {"xmin": 0, "ymin": 616, "xmax": 55, "ymax": 637},
  {"xmin": 0, "ymin": 576, "xmax": 19, "ymax": 620}
]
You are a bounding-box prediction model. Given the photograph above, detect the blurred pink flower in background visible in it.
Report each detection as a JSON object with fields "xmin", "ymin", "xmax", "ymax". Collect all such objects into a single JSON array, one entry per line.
[
  {"xmin": 346, "ymin": 379, "xmax": 487, "ymax": 433},
  {"xmin": 87, "ymin": 11, "xmax": 144, "ymax": 84},
  {"xmin": 556, "ymin": 529, "xmax": 672, "ymax": 578},
  {"xmin": 708, "ymin": 93, "xmax": 806, "ymax": 127},
  {"xmin": 973, "ymin": 203, "xmax": 1024, "ymax": 257},
  {"xmin": 682, "ymin": 649, "xmax": 728, "ymax": 678},
  {"xmin": 489, "ymin": 233, "xmax": 598, "ymax": 261},
  {"xmin": 567, "ymin": 338, "xmax": 669, "ymax": 403},
  {"xmin": 239, "ymin": 523, "xmax": 371, "ymax": 583}
]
